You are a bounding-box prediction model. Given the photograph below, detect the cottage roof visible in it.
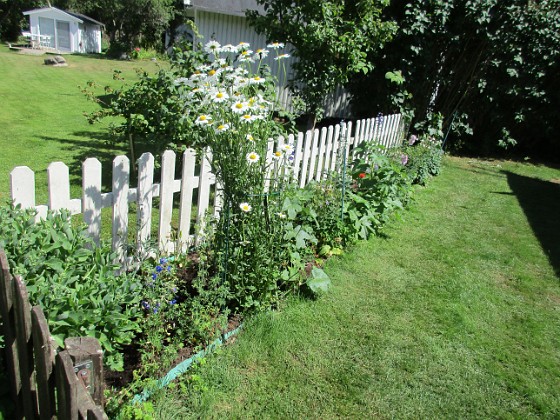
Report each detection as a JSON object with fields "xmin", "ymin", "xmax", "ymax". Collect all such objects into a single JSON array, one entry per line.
[
  {"xmin": 185, "ymin": 0, "xmax": 265, "ymax": 17},
  {"xmin": 65, "ymin": 11, "xmax": 104, "ymax": 27},
  {"xmin": 23, "ymin": 7, "xmax": 104, "ymax": 27}
]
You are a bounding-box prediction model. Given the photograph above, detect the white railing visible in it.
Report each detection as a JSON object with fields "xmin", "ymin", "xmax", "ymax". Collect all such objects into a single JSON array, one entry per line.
[{"xmin": 9, "ymin": 114, "xmax": 405, "ymax": 261}]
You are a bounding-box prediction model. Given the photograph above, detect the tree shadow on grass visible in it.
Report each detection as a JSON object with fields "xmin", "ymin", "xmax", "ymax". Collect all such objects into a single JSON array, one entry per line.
[
  {"xmin": 504, "ymin": 171, "xmax": 560, "ymax": 278},
  {"xmin": 38, "ymin": 132, "xmax": 127, "ymax": 192}
]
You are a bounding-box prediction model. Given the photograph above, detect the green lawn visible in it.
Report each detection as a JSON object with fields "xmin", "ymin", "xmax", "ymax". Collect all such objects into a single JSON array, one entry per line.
[
  {"xmin": 145, "ymin": 156, "xmax": 560, "ymax": 418},
  {"xmin": 0, "ymin": 45, "xmax": 161, "ymax": 203}
]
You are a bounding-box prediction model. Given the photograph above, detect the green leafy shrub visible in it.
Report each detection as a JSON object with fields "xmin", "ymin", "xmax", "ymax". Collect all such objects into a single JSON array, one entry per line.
[
  {"xmin": 0, "ymin": 205, "xmax": 142, "ymax": 371},
  {"xmin": 349, "ymin": 142, "xmax": 412, "ymax": 236},
  {"xmin": 400, "ymin": 135, "xmax": 444, "ymax": 185}
]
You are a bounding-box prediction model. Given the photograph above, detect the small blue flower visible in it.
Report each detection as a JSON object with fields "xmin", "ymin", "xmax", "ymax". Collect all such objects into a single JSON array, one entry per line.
[
  {"xmin": 141, "ymin": 301, "xmax": 150, "ymax": 310},
  {"xmin": 151, "ymin": 273, "xmax": 157, "ymax": 280},
  {"xmin": 169, "ymin": 299, "xmax": 177, "ymax": 305},
  {"xmin": 156, "ymin": 265, "xmax": 163, "ymax": 272},
  {"xmin": 167, "ymin": 266, "xmax": 171, "ymax": 272},
  {"xmin": 160, "ymin": 257, "xmax": 168, "ymax": 264}
]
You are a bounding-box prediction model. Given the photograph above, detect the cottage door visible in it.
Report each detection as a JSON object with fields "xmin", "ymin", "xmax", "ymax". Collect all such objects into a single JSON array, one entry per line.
[
  {"xmin": 56, "ymin": 21, "xmax": 71, "ymax": 51},
  {"xmin": 38, "ymin": 17, "xmax": 55, "ymax": 48}
]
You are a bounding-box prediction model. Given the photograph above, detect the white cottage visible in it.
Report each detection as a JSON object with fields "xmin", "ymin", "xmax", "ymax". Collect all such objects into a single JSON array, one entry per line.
[
  {"xmin": 171, "ymin": 0, "xmax": 351, "ymax": 118},
  {"xmin": 23, "ymin": 7, "xmax": 103, "ymax": 54}
]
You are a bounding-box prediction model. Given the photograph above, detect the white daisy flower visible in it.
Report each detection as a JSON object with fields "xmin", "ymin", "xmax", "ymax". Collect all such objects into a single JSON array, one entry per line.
[
  {"xmin": 281, "ymin": 143, "xmax": 294, "ymax": 153},
  {"xmin": 274, "ymin": 53, "xmax": 291, "ymax": 61},
  {"xmin": 214, "ymin": 123, "xmax": 230, "ymax": 133},
  {"xmin": 222, "ymin": 44, "xmax": 239, "ymax": 53},
  {"xmin": 234, "ymin": 77, "xmax": 249, "ymax": 88},
  {"xmin": 174, "ymin": 77, "xmax": 189, "ymax": 86},
  {"xmin": 231, "ymin": 101, "xmax": 248, "ymax": 113},
  {"xmin": 190, "ymin": 71, "xmax": 206, "ymax": 80},
  {"xmin": 187, "ymin": 87, "xmax": 202, "ymax": 98},
  {"xmin": 212, "ymin": 91, "xmax": 229, "ymax": 103},
  {"xmin": 195, "ymin": 114, "xmax": 212, "ymax": 126},
  {"xmin": 249, "ymin": 76, "xmax": 266, "ymax": 85},
  {"xmin": 253, "ymin": 48, "xmax": 269, "ymax": 59},
  {"xmin": 197, "ymin": 64, "xmax": 211, "ymax": 72},
  {"xmin": 273, "ymin": 150, "xmax": 283, "ymax": 159},
  {"xmin": 237, "ymin": 42, "xmax": 250, "ymax": 50},
  {"xmin": 239, "ymin": 202, "xmax": 252, "ymax": 212},
  {"xmin": 238, "ymin": 50, "xmax": 254, "ymax": 62},
  {"xmin": 215, "ymin": 58, "xmax": 227, "ymax": 66},
  {"xmin": 240, "ymin": 114, "xmax": 257, "ymax": 123},
  {"xmin": 204, "ymin": 40, "xmax": 221, "ymax": 54},
  {"xmin": 246, "ymin": 152, "xmax": 259, "ymax": 164},
  {"xmin": 267, "ymin": 42, "xmax": 285, "ymax": 49},
  {"xmin": 246, "ymin": 134, "xmax": 255, "ymax": 141}
]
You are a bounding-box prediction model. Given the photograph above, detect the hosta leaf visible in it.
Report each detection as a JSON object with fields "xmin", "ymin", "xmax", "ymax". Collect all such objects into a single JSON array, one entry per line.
[{"xmin": 306, "ymin": 267, "xmax": 331, "ymax": 295}]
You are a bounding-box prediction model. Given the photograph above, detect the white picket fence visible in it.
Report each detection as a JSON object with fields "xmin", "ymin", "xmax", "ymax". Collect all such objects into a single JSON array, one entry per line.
[{"xmin": 9, "ymin": 114, "xmax": 405, "ymax": 261}]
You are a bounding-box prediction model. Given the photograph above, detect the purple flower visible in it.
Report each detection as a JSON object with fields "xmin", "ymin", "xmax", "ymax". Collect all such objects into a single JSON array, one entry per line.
[
  {"xmin": 408, "ymin": 135, "xmax": 418, "ymax": 146},
  {"xmin": 401, "ymin": 154, "xmax": 408, "ymax": 165},
  {"xmin": 141, "ymin": 301, "xmax": 150, "ymax": 310},
  {"xmin": 156, "ymin": 265, "xmax": 163, "ymax": 272},
  {"xmin": 159, "ymin": 258, "xmax": 167, "ymax": 264},
  {"xmin": 373, "ymin": 164, "xmax": 379, "ymax": 171},
  {"xmin": 169, "ymin": 299, "xmax": 177, "ymax": 305},
  {"xmin": 151, "ymin": 273, "xmax": 157, "ymax": 280}
]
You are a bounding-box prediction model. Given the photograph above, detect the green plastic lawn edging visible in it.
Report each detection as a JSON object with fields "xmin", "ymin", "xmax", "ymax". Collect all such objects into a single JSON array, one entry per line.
[{"xmin": 131, "ymin": 324, "xmax": 243, "ymax": 404}]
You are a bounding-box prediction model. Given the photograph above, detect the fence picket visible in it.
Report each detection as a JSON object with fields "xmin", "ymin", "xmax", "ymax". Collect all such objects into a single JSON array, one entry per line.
[
  {"xmin": 307, "ymin": 129, "xmax": 320, "ymax": 184},
  {"xmin": 329, "ymin": 124, "xmax": 341, "ymax": 172},
  {"xmin": 292, "ymin": 131, "xmax": 305, "ymax": 182},
  {"xmin": 159, "ymin": 151, "xmax": 176, "ymax": 253},
  {"xmin": 47, "ymin": 162, "xmax": 81, "ymax": 214},
  {"xmin": 315, "ymin": 127, "xmax": 328, "ymax": 181},
  {"xmin": 178, "ymin": 149, "xmax": 197, "ymax": 252},
  {"xmin": 82, "ymin": 159, "xmax": 103, "ymax": 246},
  {"xmin": 195, "ymin": 150, "xmax": 213, "ymax": 244},
  {"xmin": 323, "ymin": 125, "xmax": 334, "ymax": 175},
  {"xmin": 31, "ymin": 306, "xmax": 56, "ymax": 419},
  {"xmin": 136, "ymin": 153, "xmax": 155, "ymax": 257},
  {"xmin": 111, "ymin": 156, "xmax": 130, "ymax": 262},
  {"xmin": 298, "ymin": 130, "xmax": 312, "ymax": 188}
]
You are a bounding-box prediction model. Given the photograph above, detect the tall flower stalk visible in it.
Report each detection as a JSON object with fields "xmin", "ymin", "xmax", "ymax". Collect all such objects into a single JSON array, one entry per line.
[{"xmin": 179, "ymin": 40, "xmax": 295, "ymax": 311}]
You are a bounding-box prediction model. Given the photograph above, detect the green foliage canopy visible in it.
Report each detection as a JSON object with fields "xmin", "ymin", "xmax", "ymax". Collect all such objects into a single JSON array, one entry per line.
[
  {"xmin": 246, "ymin": 0, "xmax": 397, "ymax": 122},
  {"xmin": 349, "ymin": 0, "xmax": 560, "ymax": 157}
]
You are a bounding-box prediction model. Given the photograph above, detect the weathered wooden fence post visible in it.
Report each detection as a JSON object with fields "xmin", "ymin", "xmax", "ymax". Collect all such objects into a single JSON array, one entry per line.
[
  {"xmin": 31, "ymin": 306, "xmax": 56, "ymax": 419},
  {"xmin": 64, "ymin": 337, "xmax": 104, "ymax": 406},
  {"xmin": 0, "ymin": 250, "xmax": 23, "ymax": 419},
  {"xmin": 13, "ymin": 274, "xmax": 38, "ymax": 419}
]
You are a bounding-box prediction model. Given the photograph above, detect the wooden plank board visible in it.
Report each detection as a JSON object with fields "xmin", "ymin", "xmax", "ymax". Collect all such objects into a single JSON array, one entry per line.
[
  {"xmin": 0, "ymin": 250, "xmax": 23, "ymax": 419},
  {"xmin": 31, "ymin": 306, "xmax": 56, "ymax": 420},
  {"xmin": 13, "ymin": 275, "xmax": 37, "ymax": 419}
]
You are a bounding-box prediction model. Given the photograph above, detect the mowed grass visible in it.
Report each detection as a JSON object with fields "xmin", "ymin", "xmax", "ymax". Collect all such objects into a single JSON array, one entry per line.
[
  {"xmin": 147, "ymin": 156, "xmax": 560, "ymax": 418},
  {"xmin": 0, "ymin": 45, "xmax": 162, "ymax": 204}
]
